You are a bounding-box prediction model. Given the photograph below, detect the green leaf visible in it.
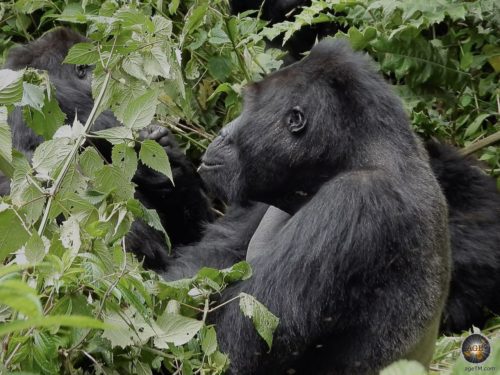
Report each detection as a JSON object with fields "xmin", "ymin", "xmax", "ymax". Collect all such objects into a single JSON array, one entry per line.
[
  {"xmin": 139, "ymin": 140, "xmax": 172, "ymax": 181},
  {"xmin": 0, "ymin": 106, "xmax": 13, "ymax": 165},
  {"xmin": 63, "ymin": 42, "xmax": 99, "ymax": 65},
  {"xmin": 464, "ymin": 114, "xmax": 491, "ymax": 138},
  {"xmin": 112, "ymin": 143, "xmax": 138, "ymax": 181},
  {"xmin": 380, "ymin": 360, "xmax": 427, "ymax": 375},
  {"xmin": 24, "ymin": 232, "xmax": 47, "ymax": 264},
  {"xmin": 92, "ymin": 126, "xmax": 133, "ymax": 144},
  {"xmin": 201, "ymin": 326, "xmax": 218, "ymax": 355},
  {"xmin": 207, "ymin": 56, "xmax": 232, "ymax": 82},
  {"xmin": 95, "ymin": 165, "xmax": 135, "ymax": 200},
  {"xmin": 79, "ymin": 147, "xmax": 104, "ymax": 177},
  {"xmin": 0, "ymin": 69, "xmax": 24, "ymax": 105},
  {"xmin": 122, "ymin": 53, "xmax": 149, "ymax": 83},
  {"xmin": 0, "ymin": 279, "xmax": 43, "ymax": 318},
  {"xmin": 123, "ymin": 91, "xmax": 158, "ymax": 130},
  {"xmin": 144, "ymin": 46, "xmax": 171, "ymax": 79},
  {"xmin": 0, "ymin": 205, "xmax": 30, "ymax": 262},
  {"xmin": 222, "ymin": 261, "xmax": 253, "ymax": 283},
  {"xmin": 21, "ymin": 82, "xmax": 44, "ymax": 111},
  {"xmin": 239, "ymin": 293, "xmax": 279, "ymax": 350},
  {"xmin": 103, "ymin": 307, "xmax": 159, "ymax": 348},
  {"xmin": 155, "ymin": 312, "xmax": 203, "ymax": 347},
  {"xmin": 127, "ymin": 199, "xmax": 170, "ymax": 249},
  {"xmin": 0, "ymin": 315, "xmax": 109, "ymax": 337},
  {"xmin": 183, "ymin": 4, "xmax": 209, "ymax": 37},
  {"xmin": 32, "ymin": 140, "xmax": 73, "ymax": 178},
  {"xmin": 23, "ymin": 93, "xmax": 66, "ymax": 140}
]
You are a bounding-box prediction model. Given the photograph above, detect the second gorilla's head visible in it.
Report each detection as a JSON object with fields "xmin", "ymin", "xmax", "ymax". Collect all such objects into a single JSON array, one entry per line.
[{"xmin": 199, "ymin": 39, "xmax": 415, "ymax": 212}]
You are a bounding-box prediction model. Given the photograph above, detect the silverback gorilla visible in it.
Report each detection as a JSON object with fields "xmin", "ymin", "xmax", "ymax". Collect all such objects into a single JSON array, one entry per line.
[
  {"xmin": 163, "ymin": 40, "xmax": 451, "ymax": 374},
  {"xmin": 0, "ymin": 28, "xmax": 214, "ymax": 270},
  {"xmin": 232, "ymin": 0, "xmax": 500, "ymax": 334}
]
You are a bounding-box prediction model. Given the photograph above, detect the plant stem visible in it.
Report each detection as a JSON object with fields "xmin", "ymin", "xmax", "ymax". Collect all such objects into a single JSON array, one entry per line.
[
  {"xmin": 461, "ymin": 130, "xmax": 500, "ymax": 156},
  {"xmin": 37, "ymin": 71, "xmax": 112, "ymax": 236}
]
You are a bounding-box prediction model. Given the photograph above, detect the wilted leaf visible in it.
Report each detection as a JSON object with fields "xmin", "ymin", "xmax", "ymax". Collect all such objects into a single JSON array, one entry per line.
[{"xmin": 239, "ymin": 293, "xmax": 279, "ymax": 350}]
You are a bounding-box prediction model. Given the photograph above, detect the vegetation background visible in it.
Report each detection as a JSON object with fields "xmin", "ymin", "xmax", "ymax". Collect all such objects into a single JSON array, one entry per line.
[{"xmin": 0, "ymin": 0, "xmax": 498, "ymax": 374}]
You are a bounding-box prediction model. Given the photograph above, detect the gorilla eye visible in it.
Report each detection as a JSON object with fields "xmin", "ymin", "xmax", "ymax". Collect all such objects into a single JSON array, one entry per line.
[
  {"xmin": 75, "ymin": 64, "xmax": 88, "ymax": 79},
  {"xmin": 287, "ymin": 106, "xmax": 306, "ymax": 134}
]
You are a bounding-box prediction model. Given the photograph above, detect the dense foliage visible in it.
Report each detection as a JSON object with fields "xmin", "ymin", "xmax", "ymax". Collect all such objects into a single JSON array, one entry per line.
[{"xmin": 0, "ymin": 0, "xmax": 498, "ymax": 374}]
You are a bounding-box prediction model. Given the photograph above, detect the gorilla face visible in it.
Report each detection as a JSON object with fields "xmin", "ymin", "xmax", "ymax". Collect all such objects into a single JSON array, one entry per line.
[
  {"xmin": 5, "ymin": 28, "xmax": 119, "ymax": 156},
  {"xmin": 199, "ymin": 53, "xmax": 340, "ymax": 211}
]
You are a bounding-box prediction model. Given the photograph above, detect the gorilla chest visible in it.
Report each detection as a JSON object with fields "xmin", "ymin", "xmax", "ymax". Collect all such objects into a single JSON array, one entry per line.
[{"xmin": 247, "ymin": 206, "xmax": 291, "ymax": 262}]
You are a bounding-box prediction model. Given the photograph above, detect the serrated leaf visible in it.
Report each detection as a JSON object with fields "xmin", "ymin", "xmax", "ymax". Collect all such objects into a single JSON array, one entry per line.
[
  {"xmin": 123, "ymin": 91, "xmax": 158, "ymax": 130},
  {"xmin": 92, "ymin": 126, "xmax": 133, "ymax": 144},
  {"xmin": 24, "ymin": 232, "xmax": 48, "ymax": 264},
  {"xmin": 201, "ymin": 326, "xmax": 217, "ymax": 355},
  {"xmin": 112, "ymin": 143, "xmax": 138, "ymax": 181},
  {"xmin": 21, "ymin": 82, "xmax": 44, "ymax": 111},
  {"xmin": 122, "ymin": 53, "xmax": 149, "ymax": 83},
  {"xmin": 155, "ymin": 312, "xmax": 203, "ymax": 347},
  {"xmin": 95, "ymin": 165, "xmax": 135, "ymax": 200},
  {"xmin": 126, "ymin": 199, "xmax": 170, "ymax": 249},
  {"xmin": 139, "ymin": 140, "xmax": 172, "ymax": 181},
  {"xmin": 103, "ymin": 307, "xmax": 159, "ymax": 348},
  {"xmin": 32, "ymin": 140, "xmax": 73, "ymax": 178},
  {"xmin": 63, "ymin": 42, "xmax": 99, "ymax": 65},
  {"xmin": 23, "ymin": 94, "xmax": 66, "ymax": 140},
  {"xmin": 222, "ymin": 261, "xmax": 253, "ymax": 283},
  {"xmin": 239, "ymin": 293, "xmax": 279, "ymax": 350},
  {"xmin": 152, "ymin": 15, "xmax": 172, "ymax": 38},
  {"xmin": 0, "ymin": 106, "xmax": 12, "ymax": 164},
  {"xmin": 0, "ymin": 279, "xmax": 43, "ymax": 318},
  {"xmin": 0, "ymin": 69, "xmax": 24, "ymax": 105},
  {"xmin": 0, "ymin": 205, "xmax": 30, "ymax": 262},
  {"xmin": 17, "ymin": 183, "xmax": 46, "ymax": 224},
  {"xmin": 207, "ymin": 56, "xmax": 232, "ymax": 82},
  {"xmin": 144, "ymin": 46, "xmax": 171, "ymax": 79},
  {"xmin": 79, "ymin": 147, "xmax": 104, "ymax": 177},
  {"xmin": 60, "ymin": 217, "xmax": 81, "ymax": 255}
]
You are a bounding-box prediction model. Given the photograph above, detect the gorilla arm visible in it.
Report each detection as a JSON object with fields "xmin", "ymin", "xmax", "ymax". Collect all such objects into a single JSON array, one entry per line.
[{"xmin": 161, "ymin": 203, "xmax": 269, "ymax": 281}]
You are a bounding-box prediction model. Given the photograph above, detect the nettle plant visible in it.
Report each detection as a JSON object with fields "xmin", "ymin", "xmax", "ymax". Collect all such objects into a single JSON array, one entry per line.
[{"xmin": 0, "ymin": 1, "xmax": 280, "ymax": 374}]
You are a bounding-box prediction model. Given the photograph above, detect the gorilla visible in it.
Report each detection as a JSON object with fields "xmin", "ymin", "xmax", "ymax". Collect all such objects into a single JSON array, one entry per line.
[
  {"xmin": 426, "ymin": 141, "xmax": 500, "ymax": 332},
  {"xmin": 0, "ymin": 28, "xmax": 214, "ymax": 270},
  {"xmin": 163, "ymin": 39, "xmax": 451, "ymax": 374},
  {"xmin": 233, "ymin": 0, "xmax": 500, "ymax": 334}
]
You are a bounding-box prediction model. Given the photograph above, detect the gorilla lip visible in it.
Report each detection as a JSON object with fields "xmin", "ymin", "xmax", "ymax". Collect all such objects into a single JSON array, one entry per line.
[{"xmin": 199, "ymin": 161, "xmax": 224, "ymax": 170}]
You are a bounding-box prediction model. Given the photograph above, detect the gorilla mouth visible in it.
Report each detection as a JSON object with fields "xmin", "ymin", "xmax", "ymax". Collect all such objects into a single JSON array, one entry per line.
[{"xmin": 199, "ymin": 160, "xmax": 224, "ymax": 171}]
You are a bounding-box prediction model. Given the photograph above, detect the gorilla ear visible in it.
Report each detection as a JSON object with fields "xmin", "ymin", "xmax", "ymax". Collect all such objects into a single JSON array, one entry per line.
[{"xmin": 287, "ymin": 106, "xmax": 306, "ymax": 134}]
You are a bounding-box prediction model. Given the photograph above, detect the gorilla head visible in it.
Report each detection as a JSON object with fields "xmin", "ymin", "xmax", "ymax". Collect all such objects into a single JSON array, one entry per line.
[
  {"xmin": 200, "ymin": 39, "xmax": 413, "ymax": 212},
  {"xmin": 4, "ymin": 27, "xmax": 117, "ymax": 158}
]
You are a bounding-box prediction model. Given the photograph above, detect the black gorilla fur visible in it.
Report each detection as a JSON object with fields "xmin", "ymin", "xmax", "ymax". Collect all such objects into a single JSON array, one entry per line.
[
  {"xmin": 163, "ymin": 40, "xmax": 451, "ymax": 374},
  {"xmin": 425, "ymin": 141, "xmax": 500, "ymax": 332},
  {"xmin": 232, "ymin": 0, "xmax": 500, "ymax": 335},
  {"xmin": 0, "ymin": 28, "xmax": 214, "ymax": 270}
]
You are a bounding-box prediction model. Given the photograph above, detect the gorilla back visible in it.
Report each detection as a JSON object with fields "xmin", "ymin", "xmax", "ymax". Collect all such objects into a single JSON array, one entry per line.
[{"xmin": 169, "ymin": 40, "xmax": 452, "ymax": 374}]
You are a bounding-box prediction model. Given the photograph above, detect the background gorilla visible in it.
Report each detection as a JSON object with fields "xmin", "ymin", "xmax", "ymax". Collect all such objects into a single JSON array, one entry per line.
[
  {"xmin": 163, "ymin": 40, "xmax": 451, "ymax": 374},
  {"xmin": 233, "ymin": 0, "xmax": 500, "ymax": 334},
  {"xmin": 1, "ymin": 28, "xmax": 214, "ymax": 270}
]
